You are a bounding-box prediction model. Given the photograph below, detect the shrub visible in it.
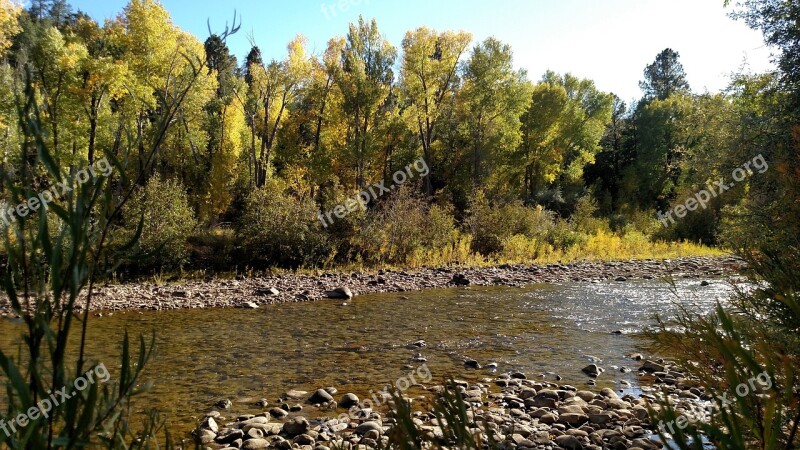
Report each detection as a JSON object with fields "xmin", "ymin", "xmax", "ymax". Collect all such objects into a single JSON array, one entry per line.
[
  {"xmin": 237, "ymin": 180, "xmax": 331, "ymax": 268},
  {"xmin": 466, "ymin": 191, "xmax": 555, "ymax": 255},
  {"xmin": 352, "ymin": 186, "xmax": 456, "ymax": 265},
  {"xmin": 571, "ymin": 194, "xmax": 610, "ymax": 235},
  {"xmin": 122, "ymin": 176, "xmax": 197, "ymax": 272}
]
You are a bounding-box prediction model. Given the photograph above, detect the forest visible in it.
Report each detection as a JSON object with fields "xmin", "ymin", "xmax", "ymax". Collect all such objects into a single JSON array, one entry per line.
[{"xmin": 2, "ymin": 0, "xmax": 794, "ymax": 275}]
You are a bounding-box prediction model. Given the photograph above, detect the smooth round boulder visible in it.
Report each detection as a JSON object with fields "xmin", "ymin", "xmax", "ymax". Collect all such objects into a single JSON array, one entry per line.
[
  {"xmin": 309, "ymin": 389, "xmax": 334, "ymax": 404},
  {"xmin": 339, "ymin": 393, "xmax": 359, "ymax": 409},
  {"xmin": 355, "ymin": 421, "xmax": 382, "ymax": 436}
]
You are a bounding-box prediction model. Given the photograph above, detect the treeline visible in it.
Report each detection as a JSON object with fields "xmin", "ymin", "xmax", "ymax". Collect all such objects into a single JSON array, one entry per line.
[{"xmin": 0, "ymin": 0, "xmax": 793, "ymax": 272}]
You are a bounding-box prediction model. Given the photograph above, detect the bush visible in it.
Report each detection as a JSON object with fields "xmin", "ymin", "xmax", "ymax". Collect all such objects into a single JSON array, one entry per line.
[
  {"xmin": 122, "ymin": 176, "xmax": 197, "ymax": 272},
  {"xmin": 466, "ymin": 191, "xmax": 555, "ymax": 255},
  {"xmin": 237, "ymin": 180, "xmax": 331, "ymax": 268},
  {"xmin": 571, "ymin": 194, "xmax": 610, "ymax": 235},
  {"xmin": 352, "ymin": 186, "xmax": 456, "ymax": 265}
]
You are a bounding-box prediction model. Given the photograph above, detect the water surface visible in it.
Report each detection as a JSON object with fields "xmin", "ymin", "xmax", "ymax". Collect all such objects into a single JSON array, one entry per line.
[{"xmin": 0, "ymin": 278, "xmax": 733, "ymax": 435}]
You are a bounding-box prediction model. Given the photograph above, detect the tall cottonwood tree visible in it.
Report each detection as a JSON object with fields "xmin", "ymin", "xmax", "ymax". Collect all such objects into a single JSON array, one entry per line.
[
  {"xmin": 337, "ymin": 16, "xmax": 396, "ymax": 189},
  {"xmin": 400, "ymin": 27, "xmax": 471, "ymax": 195},
  {"xmin": 248, "ymin": 35, "xmax": 310, "ymax": 186},
  {"xmin": 457, "ymin": 37, "xmax": 530, "ymax": 197},
  {"xmin": 516, "ymin": 72, "xmax": 612, "ymax": 207}
]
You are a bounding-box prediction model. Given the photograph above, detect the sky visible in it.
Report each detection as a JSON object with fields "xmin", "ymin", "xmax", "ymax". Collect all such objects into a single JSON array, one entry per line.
[{"xmin": 64, "ymin": 0, "xmax": 775, "ymax": 103}]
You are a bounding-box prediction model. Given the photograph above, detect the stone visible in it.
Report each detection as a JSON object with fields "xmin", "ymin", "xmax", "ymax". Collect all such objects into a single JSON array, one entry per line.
[
  {"xmin": 268, "ymin": 407, "xmax": 288, "ymax": 419},
  {"xmin": 450, "ymin": 274, "xmax": 470, "ymax": 286},
  {"xmin": 559, "ymin": 413, "xmax": 589, "ymax": 426},
  {"xmin": 555, "ymin": 434, "xmax": 584, "ymax": 449},
  {"xmin": 339, "ymin": 393, "xmax": 359, "ymax": 409},
  {"xmin": 215, "ymin": 429, "xmax": 244, "ymax": 444},
  {"xmin": 197, "ymin": 429, "xmax": 216, "ymax": 444},
  {"xmin": 213, "ymin": 399, "xmax": 232, "ymax": 409},
  {"xmin": 639, "ymin": 360, "xmax": 665, "ymax": 373},
  {"xmin": 539, "ymin": 413, "xmax": 558, "ymax": 424},
  {"xmin": 308, "ymin": 389, "xmax": 334, "ymax": 404},
  {"xmin": 355, "ymin": 421, "xmax": 383, "ymax": 436},
  {"xmin": 246, "ymin": 427, "xmax": 264, "ymax": 439},
  {"xmin": 255, "ymin": 287, "xmax": 280, "ymax": 296},
  {"xmin": 363, "ymin": 429, "xmax": 380, "ymax": 440},
  {"xmin": 589, "ymin": 412, "xmax": 615, "ymax": 425},
  {"xmin": 464, "ymin": 358, "xmax": 481, "ymax": 369},
  {"xmin": 241, "ymin": 301, "xmax": 259, "ymax": 309},
  {"xmin": 581, "ymin": 364, "xmax": 602, "ymax": 377},
  {"xmin": 284, "ymin": 389, "xmax": 309, "ymax": 400},
  {"xmin": 201, "ymin": 416, "xmax": 218, "ymax": 433},
  {"xmin": 283, "ymin": 417, "xmax": 310, "ymax": 436},
  {"xmin": 324, "ymin": 287, "xmax": 353, "ymax": 299},
  {"xmin": 293, "ymin": 434, "xmax": 316, "ymax": 445},
  {"xmin": 600, "ymin": 388, "xmax": 619, "ymax": 399},
  {"xmin": 242, "ymin": 439, "xmax": 270, "ymax": 450}
]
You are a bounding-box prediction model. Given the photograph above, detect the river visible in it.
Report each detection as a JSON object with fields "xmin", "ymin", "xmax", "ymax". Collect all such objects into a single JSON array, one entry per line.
[{"xmin": 0, "ymin": 277, "xmax": 733, "ymax": 437}]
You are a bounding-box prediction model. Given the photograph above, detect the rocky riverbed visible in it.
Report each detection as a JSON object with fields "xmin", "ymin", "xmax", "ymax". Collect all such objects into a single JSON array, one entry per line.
[
  {"xmin": 194, "ymin": 356, "xmax": 705, "ymax": 450},
  {"xmin": 0, "ymin": 256, "xmax": 743, "ymax": 315}
]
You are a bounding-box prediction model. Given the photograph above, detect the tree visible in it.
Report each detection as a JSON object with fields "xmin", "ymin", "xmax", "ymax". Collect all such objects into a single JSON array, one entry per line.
[
  {"xmin": 729, "ymin": 0, "xmax": 800, "ymax": 108},
  {"xmin": 337, "ymin": 16, "xmax": 397, "ymax": 189},
  {"xmin": 457, "ymin": 37, "xmax": 530, "ymax": 198},
  {"xmin": 515, "ymin": 72, "xmax": 612, "ymax": 210},
  {"xmin": 584, "ymin": 95, "xmax": 634, "ymax": 211},
  {"xmin": 248, "ymin": 34, "xmax": 310, "ymax": 186},
  {"xmin": 400, "ymin": 27, "xmax": 471, "ymax": 195},
  {"xmin": 0, "ymin": 0, "xmax": 21, "ymax": 58},
  {"xmin": 639, "ymin": 48, "xmax": 690, "ymax": 101}
]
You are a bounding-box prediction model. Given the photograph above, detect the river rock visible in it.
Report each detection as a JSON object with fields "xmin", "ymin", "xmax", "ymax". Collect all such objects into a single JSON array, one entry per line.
[
  {"xmin": 558, "ymin": 412, "xmax": 589, "ymax": 426},
  {"xmin": 450, "ymin": 274, "xmax": 470, "ymax": 286},
  {"xmin": 255, "ymin": 287, "xmax": 280, "ymax": 296},
  {"xmin": 339, "ymin": 393, "xmax": 359, "ymax": 408},
  {"xmin": 282, "ymin": 417, "xmax": 310, "ymax": 436},
  {"xmin": 215, "ymin": 429, "xmax": 243, "ymax": 444},
  {"xmin": 293, "ymin": 433, "xmax": 316, "ymax": 445},
  {"xmin": 355, "ymin": 421, "xmax": 383, "ymax": 436},
  {"xmin": 324, "ymin": 287, "xmax": 353, "ymax": 299},
  {"xmin": 309, "ymin": 388, "xmax": 334, "ymax": 404},
  {"xmin": 242, "ymin": 438, "xmax": 270, "ymax": 450},
  {"xmin": 464, "ymin": 358, "xmax": 481, "ymax": 369},
  {"xmin": 214, "ymin": 399, "xmax": 232, "ymax": 409},
  {"xmin": 639, "ymin": 360, "xmax": 665, "ymax": 372},
  {"xmin": 555, "ymin": 434, "xmax": 584, "ymax": 449},
  {"xmin": 581, "ymin": 364, "xmax": 602, "ymax": 377},
  {"xmin": 201, "ymin": 416, "xmax": 218, "ymax": 433},
  {"xmin": 197, "ymin": 428, "xmax": 216, "ymax": 444},
  {"xmin": 268, "ymin": 407, "xmax": 288, "ymax": 419}
]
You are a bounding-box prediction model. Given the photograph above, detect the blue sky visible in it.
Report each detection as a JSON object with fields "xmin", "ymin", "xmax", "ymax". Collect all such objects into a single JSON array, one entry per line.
[{"xmin": 66, "ymin": 0, "xmax": 774, "ymax": 103}]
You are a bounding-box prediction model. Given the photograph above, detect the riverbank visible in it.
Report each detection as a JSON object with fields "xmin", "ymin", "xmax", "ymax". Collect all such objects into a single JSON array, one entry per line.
[
  {"xmin": 0, "ymin": 255, "xmax": 743, "ymax": 316},
  {"xmin": 194, "ymin": 357, "xmax": 703, "ymax": 450}
]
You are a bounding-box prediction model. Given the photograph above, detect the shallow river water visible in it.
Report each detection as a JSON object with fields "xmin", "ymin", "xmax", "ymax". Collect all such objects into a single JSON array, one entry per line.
[{"xmin": 0, "ymin": 278, "xmax": 733, "ymax": 436}]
